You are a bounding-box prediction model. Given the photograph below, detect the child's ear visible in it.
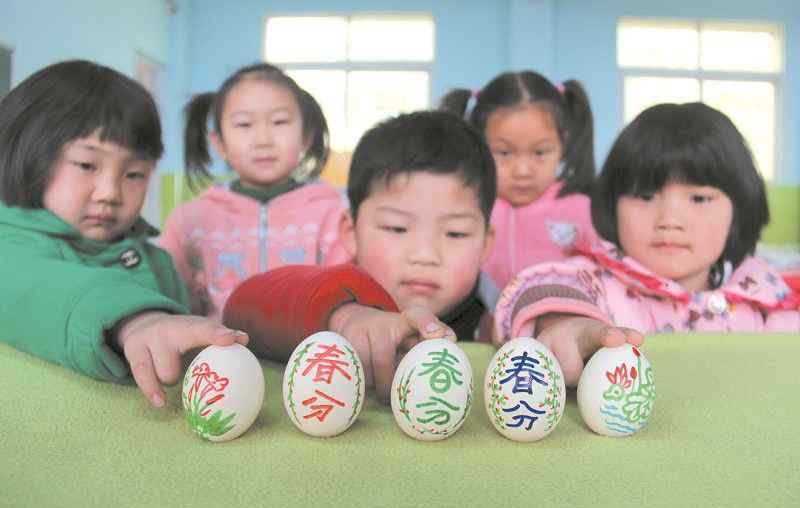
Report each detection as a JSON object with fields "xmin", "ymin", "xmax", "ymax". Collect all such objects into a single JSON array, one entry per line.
[
  {"xmin": 479, "ymin": 224, "xmax": 495, "ymax": 265},
  {"xmin": 209, "ymin": 131, "xmax": 227, "ymax": 161},
  {"xmin": 338, "ymin": 210, "xmax": 358, "ymax": 259}
]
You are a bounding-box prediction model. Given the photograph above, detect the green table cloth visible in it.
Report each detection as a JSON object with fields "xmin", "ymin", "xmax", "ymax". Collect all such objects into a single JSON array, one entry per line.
[{"xmin": 1, "ymin": 333, "xmax": 797, "ymax": 507}]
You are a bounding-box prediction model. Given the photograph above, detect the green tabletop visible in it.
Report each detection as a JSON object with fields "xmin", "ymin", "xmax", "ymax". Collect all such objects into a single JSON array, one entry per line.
[{"xmin": 1, "ymin": 333, "xmax": 798, "ymax": 508}]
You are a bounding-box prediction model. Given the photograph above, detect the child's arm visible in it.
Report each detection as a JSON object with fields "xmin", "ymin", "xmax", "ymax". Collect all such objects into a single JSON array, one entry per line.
[
  {"xmin": 112, "ymin": 311, "xmax": 247, "ymax": 408},
  {"xmin": 223, "ymin": 264, "xmax": 455, "ymax": 401},
  {"xmin": 328, "ymin": 303, "xmax": 455, "ymax": 401},
  {"xmin": 495, "ymin": 259, "xmax": 643, "ymax": 386}
]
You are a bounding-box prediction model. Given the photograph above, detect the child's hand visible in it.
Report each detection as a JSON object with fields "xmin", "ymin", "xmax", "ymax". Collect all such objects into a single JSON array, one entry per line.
[
  {"xmin": 113, "ymin": 311, "xmax": 249, "ymax": 408},
  {"xmin": 535, "ymin": 314, "xmax": 644, "ymax": 386},
  {"xmin": 329, "ymin": 303, "xmax": 456, "ymax": 402}
]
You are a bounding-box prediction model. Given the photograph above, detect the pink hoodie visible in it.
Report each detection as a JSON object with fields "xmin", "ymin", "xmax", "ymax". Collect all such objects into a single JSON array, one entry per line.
[
  {"xmin": 160, "ymin": 182, "xmax": 349, "ymax": 320},
  {"xmin": 495, "ymin": 240, "xmax": 800, "ymax": 342},
  {"xmin": 484, "ymin": 181, "xmax": 599, "ymax": 291}
]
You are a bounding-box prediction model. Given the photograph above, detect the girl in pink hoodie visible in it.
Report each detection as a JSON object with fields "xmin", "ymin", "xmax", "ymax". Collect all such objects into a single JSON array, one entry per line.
[
  {"xmin": 160, "ymin": 63, "xmax": 347, "ymax": 320},
  {"xmin": 440, "ymin": 71, "xmax": 600, "ymax": 292},
  {"xmin": 494, "ymin": 103, "xmax": 799, "ymax": 386}
]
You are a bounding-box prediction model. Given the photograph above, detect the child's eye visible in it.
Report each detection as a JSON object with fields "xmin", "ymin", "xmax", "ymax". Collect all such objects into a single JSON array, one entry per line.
[
  {"xmin": 72, "ymin": 161, "xmax": 96, "ymax": 171},
  {"xmin": 634, "ymin": 192, "xmax": 654, "ymax": 201},
  {"xmin": 691, "ymin": 194, "xmax": 713, "ymax": 203},
  {"xmin": 126, "ymin": 171, "xmax": 147, "ymax": 180},
  {"xmin": 273, "ymin": 118, "xmax": 289, "ymax": 126},
  {"xmin": 446, "ymin": 231, "xmax": 469, "ymax": 239},
  {"xmin": 493, "ymin": 149, "xmax": 511, "ymax": 158},
  {"xmin": 380, "ymin": 225, "xmax": 407, "ymax": 234},
  {"xmin": 234, "ymin": 122, "xmax": 251, "ymax": 129}
]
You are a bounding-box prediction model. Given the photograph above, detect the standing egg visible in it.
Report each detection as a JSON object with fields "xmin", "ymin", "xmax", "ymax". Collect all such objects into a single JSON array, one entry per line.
[
  {"xmin": 182, "ymin": 343, "xmax": 265, "ymax": 442},
  {"xmin": 484, "ymin": 337, "xmax": 565, "ymax": 441},
  {"xmin": 390, "ymin": 339, "xmax": 473, "ymax": 441},
  {"xmin": 577, "ymin": 344, "xmax": 656, "ymax": 437},
  {"xmin": 282, "ymin": 331, "xmax": 365, "ymax": 437}
]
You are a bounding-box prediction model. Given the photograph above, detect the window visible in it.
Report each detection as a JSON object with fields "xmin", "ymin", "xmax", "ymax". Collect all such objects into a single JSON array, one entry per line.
[
  {"xmin": 618, "ymin": 18, "xmax": 783, "ymax": 180},
  {"xmin": 264, "ymin": 15, "xmax": 434, "ymax": 152},
  {"xmin": 0, "ymin": 43, "xmax": 12, "ymax": 98}
]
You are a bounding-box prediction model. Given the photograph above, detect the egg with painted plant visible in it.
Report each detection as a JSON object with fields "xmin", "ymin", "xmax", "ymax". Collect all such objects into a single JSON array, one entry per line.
[
  {"xmin": 182, "ymin": 343, "xmax": 265, "ymax": 442},
  {"xmin": 282, "ymin": 331, "xmax": 365, "ymax": 437},
  {"xmin": 484, "ymin": 337, "xmax": 565, "ymax": 442},
  {"xmin": 391, "ymin": 339, "xmax": 473, "ymax": 441},
  {"xmin": 577, "ymin": 344, "xmax": 655, "ymax": 437}
]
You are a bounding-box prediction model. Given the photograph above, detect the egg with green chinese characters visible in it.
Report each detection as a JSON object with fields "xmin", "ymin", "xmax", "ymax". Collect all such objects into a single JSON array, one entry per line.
[{"xmin": 390, "ymin": 339, "xmax": 474, "ymax": 441}]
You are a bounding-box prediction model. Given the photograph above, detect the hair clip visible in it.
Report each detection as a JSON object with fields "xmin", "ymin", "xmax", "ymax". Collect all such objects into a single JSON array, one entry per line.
[
  {"xmin": 471, "ymin": 88, "xmax": 481, "ymax": 99},
  {"xmin": 555, "ymin": 82, "xmax": 566, "ymax": 95}
]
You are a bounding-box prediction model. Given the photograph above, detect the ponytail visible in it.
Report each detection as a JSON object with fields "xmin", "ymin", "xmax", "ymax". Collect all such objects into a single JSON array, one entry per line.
[
  {"xmin": 183, "ymin": 92, "xmax": 216, "ymax": 191},
  {"xmin": 438, "ymin": 88, "xmax": 472, "ymax": 118},
  {"xmin": 558, "ymin": 79, "xmax": 595, "ymax": 197},
  {"xmin": 295, "ymin": 87, "xmax": 329, "ymax": 180}
]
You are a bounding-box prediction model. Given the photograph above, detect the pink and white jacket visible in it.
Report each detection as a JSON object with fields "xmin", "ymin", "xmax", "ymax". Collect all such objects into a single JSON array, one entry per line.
[
  {"xmin": 484, "ymin": 181, "xmax": 599, "ymax": 291},
  {"xmin": 160, "ymin": 181, "xmax": 349, "ymax": 320},
  {"xmin": 495, "ymin": 240, "xmax": 800, "ymax": 342}
]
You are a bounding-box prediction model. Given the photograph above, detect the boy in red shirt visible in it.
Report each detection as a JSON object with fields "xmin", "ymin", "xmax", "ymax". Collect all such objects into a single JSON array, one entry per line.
[{"xmin": 223, "ymin": 111, "xmax": 498, "ymax": 400}]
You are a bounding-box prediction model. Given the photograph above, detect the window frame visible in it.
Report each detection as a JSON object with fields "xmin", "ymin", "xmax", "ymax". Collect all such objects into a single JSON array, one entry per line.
[
  {"xmin": 617, "ymin": 17, "xmax": 785, "ymax": 181},
  {"xmin": 262, "ymin": 12, "xmax": 435, "ymax": 151}
]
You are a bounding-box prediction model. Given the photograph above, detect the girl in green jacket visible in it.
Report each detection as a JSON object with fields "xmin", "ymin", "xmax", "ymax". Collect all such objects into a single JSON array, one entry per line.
[{"xmin": 0, "ymin": 60, "xmax": 248, "ymax": 408}]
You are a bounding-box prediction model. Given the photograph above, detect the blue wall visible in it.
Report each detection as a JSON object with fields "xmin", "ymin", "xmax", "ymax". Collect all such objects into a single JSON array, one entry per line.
[{"xmin": 1, "ymin": 0, "xmax": 798, "ymax": 184}]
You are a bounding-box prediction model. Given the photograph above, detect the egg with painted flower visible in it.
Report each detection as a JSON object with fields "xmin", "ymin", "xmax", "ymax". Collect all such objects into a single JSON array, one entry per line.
[
  {"xmin": 182, "ymin": 343, "xmax": 265, "ymax": 442},
  {"xmin": 282, "ymin": 331, "xmax": 366, "ymax": 437},
  {"xmin": 391, "ymin": 339, "xmax": 473, "ymax": 441},
  {"xmin": 577, "ymin": 344, "xmax": 656, "ymax": 437},
  {"xmin": 484, "ymin": 337, "xmax": 565, "ymax": 442}
]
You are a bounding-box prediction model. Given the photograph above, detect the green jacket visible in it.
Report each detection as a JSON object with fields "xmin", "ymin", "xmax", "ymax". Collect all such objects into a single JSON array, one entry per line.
[{"xmin": 0, "ymin": 204, "xmax": 189, "ymax": 382}]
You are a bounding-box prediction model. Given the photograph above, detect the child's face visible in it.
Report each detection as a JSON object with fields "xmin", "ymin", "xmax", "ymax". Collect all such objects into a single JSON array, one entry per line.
[
  {"xmin": 211, "ymin": 78, "xmax": 309, "ymax": 188},
  {"xmin": 43, "ymin": 129, "xmax": 154, "ymax": 242},
  {"xmin": 617, "ymin": 181, "xmax": 733, "ymax": 292},
  {"xmin": 485, "ymin": 103, "xmax": 563, "ymax": 206},
  {"xmin": 342, "ymin": 172, "xmax": 494, "ymax": 316}
]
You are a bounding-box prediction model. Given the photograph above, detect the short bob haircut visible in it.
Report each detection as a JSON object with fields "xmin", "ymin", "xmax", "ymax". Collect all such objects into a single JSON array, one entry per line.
[
  {"xmin": 0, "ymin": 59, "xmax": 163, "ymax": 208},
  {"xmin": 592, "ymin": 102, "xmax": 769, "ymax": 285},
  {"xmin": 347, "ymin": 110, "xmax": 496, "ymax": 225}
]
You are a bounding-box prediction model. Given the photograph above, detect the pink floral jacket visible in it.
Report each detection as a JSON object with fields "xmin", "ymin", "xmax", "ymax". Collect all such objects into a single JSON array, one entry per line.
[
  {"xmin": 495, "ymin": 240, "xmax": 800, "ymax": 342},
  {"xmin": 483, "ymin": 181, "xmax": 598, "ymax": 291},
  {"xmin": 160, "ymin": 181, "xmax": 349, "ymax": 320}
]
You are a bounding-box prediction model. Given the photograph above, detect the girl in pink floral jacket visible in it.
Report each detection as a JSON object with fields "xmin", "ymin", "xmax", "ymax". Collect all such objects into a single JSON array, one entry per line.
[
  {"xmin": 495, "ymin": 103, "xmax": 799, "ymax": 385},
  {"xmin": 161, "ymin": 63, "xmax": 348, "ymax": 320}
]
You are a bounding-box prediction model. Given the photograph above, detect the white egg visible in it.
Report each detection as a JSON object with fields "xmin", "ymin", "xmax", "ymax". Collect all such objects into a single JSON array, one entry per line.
[
  {"xmin": 390, "ymin": 339, "xmax": 473, "ymax": 441},
  {"xmin": 484, "ymin": 337, "xmax": 565, "ymax": 442},
  {"xmin": 182, "ymin": 343, "xmax": 265, "ymax": 442},
  {"xmin": 282, "ymin": 331, "xmax": 365, "ymax": 437},
  {"xmin": 577, "ymin": 344, "xmax": 656, "ymax": 437}
]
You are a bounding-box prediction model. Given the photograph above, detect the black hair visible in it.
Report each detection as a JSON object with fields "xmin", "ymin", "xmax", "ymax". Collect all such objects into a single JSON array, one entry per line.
[
  {"xmin": 348, "ymin": 110, "xmax": 496, "ymax": 225},
  {"xmin": 592, "ymin": 102, "xmax": 769, "ymax": 288},
  {"xmin": 439, "ymin": 70, "xmax": 595, "ymax": 196},
  {"xmin": 183, "ymin": 62, "xmax": 329, "ymax": 190},
  {"xmin": 0, "ymin": 59, "xmax": 163, "ymax": 207}
]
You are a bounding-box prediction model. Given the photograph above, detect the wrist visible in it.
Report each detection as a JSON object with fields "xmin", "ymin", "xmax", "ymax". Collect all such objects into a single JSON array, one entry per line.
[{"xmin": 328, "ymin": 302, "xmax": 361, "ymax": 333}]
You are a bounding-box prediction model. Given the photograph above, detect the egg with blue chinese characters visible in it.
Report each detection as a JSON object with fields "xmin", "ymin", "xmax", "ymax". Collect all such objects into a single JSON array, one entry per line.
[
  {"xmin": 282, "ymin": 331, "xmax": 366, "ymax": 437},
  {"xmin": 182, "ymin": 343, "xmax": 265, "ymax": 442},
  {"xmin": 484, "ymin": 337, "xmax": 565, "ymax": 442},
  {"xmin": 390, "ymin": 339, "xmax": 473, "ymax": 441},
  {"xmin": 577, "ymin": 344, "xmax": 656, "ymax": 437}
]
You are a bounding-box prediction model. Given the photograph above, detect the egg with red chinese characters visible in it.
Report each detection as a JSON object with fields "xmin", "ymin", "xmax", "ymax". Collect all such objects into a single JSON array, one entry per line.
[
  {"xmin": 484, "ymin": 337, "xmax": 565, "ymax": 442},
  {"xmin": 577, "ymin": 344, "xmax": 656, "ymax": 437},
  {"xmin": 390, "ymin": 339, "xmax": 474, "ymax": 441},
  {"xmin": 181, "ymin": 344, "xmax": 265, "ymax": 442},
  {"xmin": 282, "ymin": 331, "xmax": 366, "ymax": 437}
]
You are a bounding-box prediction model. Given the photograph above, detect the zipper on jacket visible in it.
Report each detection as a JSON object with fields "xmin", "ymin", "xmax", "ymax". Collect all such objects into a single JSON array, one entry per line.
[{"xmin": 259, "ymin": 203, "xmax": 268, "ymax": 272}]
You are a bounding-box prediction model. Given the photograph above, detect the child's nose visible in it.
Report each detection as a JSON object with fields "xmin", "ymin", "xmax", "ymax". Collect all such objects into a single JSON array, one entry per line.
[
  {"xmin": 655, "ymin": 197, "xmax": 685, "ymax": 230},
  {"xmin": 407, "ymin": 232, "xmax": 440, "ymax": 266},
  {"xmin": 254, "ymin": 123, "xmax": 273, "ymax": 146},
  {"xmin": 93, "ymin": 173, "xmax": 122, "ymax": 204}
]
